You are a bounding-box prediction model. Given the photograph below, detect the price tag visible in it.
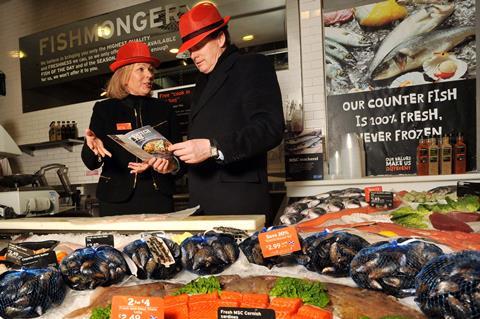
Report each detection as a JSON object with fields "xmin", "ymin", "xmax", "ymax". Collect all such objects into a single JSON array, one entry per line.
[
  {"xmin": 6, "ymin": 243, "xmax": 34, "ymax": 265},
  {"xmin": 111, "ymin": 296, "xmax": 164, "ymax": 319},
  {"xmin": 85, "ymin": 234, "xmax": 114, "ymax": 247},
  {"xmin": 218, "ymin": 307, "xmax": 275, "ymax": 319},
  {"xmin": 258, "ymin": 226, "xmax": 301, "ymax": 258},
  {"xmin": 370, "ymin": 191, "xmax": 394, "ymax": 208},
  {"xmin": 364, "ymin": 186, "xmax": 382, "ymax": 203}
]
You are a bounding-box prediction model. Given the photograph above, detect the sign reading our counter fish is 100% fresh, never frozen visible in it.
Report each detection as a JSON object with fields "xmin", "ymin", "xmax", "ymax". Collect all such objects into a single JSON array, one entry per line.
[
  {"xmin": 258, "ymin": 226, "xmax": 301, "ymax": 258},
  {"xmin": 111, "ymin": 296, "xmax": 164, "ymax": 319}
]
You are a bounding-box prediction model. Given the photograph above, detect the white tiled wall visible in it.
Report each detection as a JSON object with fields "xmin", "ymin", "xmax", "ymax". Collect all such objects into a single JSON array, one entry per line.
[
  {"xmin": 0, "ymin": 0, "xmax": 327, "ymax": 186},
  {"xmin": 299, "ymin": 0, "xmax": 326, "ymax": 132}
]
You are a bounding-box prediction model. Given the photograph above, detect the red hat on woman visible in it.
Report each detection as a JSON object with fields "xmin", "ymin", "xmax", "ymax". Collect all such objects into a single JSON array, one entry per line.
[
  {"xmin": 109, "ymin": 41, "xmax": 160, "ymax": 72},
  {"xmin": 178, "ymin": 2, "xmax": 231, "ymax": 54}
]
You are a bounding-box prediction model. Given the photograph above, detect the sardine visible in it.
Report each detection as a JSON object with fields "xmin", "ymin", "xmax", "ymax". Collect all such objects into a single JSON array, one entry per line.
[
  {"xmin": 325, "ymin": 54, "xmax": 345, "ymax": 79},
  {"xmin": 324, "ymin": 27, "xmax": 371, "ymax": 47},
  {"xmin": 374, "ymin": 26, "xmax": 475, "ymax": 80},
  {"xmin": 368, "ymin": 3, "xmax": 455, "ymax": 78},
  {"xmin": 287, "ymin": 136, "xmax": 322, "ymax": 152},
  {"xmin": 324, "ymin": 39, "xmax": 355, "ymax": 64},
  {"xmin": 286, "ymin": 135, "xmax": 320, "ymax": 146}
]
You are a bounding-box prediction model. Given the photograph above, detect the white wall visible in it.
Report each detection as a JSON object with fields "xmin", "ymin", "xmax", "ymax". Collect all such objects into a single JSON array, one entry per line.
[{"xmin": 0, "ymin": 0, "xmax": 327, "ymax": 186}]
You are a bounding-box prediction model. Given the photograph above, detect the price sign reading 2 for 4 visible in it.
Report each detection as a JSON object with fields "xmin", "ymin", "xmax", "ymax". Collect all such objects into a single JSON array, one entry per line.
[
  {"xmin": 111, "ymin": 296, "xmax": 164, "ymax": 319},
  {"xmin": 258, "ymin": 226, "xmax": 301, "ymax": 258}
]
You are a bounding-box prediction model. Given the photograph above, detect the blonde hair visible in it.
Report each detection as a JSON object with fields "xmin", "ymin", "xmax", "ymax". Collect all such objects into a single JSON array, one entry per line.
[{"xmin": 105, "ymin": 64, "xmax": 134, "ymax": 99}]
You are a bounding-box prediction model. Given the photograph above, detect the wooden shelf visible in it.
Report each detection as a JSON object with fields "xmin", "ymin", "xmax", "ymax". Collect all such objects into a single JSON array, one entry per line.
[
  {"xmin": 19, "ymin": 138, "xmax": 83, "ymax": 156},
  {"xmin": 285, "ymin": 172, "xmax": 480, "ymax": 197}
]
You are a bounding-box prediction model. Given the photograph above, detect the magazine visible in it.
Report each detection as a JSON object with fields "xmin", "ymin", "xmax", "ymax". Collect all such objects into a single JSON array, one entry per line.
[{"xmin": 108, "ymin": 125, "xmax": 173, "ymax": 161}]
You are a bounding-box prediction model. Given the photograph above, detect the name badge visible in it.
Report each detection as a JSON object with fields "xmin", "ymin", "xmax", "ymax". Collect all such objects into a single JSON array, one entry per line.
[{"xmin": 116, "ymin": 123, "xmax": 132, "ymax": 130}]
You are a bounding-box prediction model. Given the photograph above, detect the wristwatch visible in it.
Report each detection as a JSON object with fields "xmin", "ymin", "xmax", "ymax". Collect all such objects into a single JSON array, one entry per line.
[{"xmin": 209, "ymin": 139, "xmax": 219, "ymax": 159}]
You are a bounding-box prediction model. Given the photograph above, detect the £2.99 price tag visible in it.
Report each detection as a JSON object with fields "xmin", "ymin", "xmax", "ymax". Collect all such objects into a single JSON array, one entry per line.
[
  {"xmin": 111, "ymin": 296, "xmax": 163, "ymax": 319},
  {"xmin": 258, "ymin": 226, "xmax": 301, "ymax": 258}
]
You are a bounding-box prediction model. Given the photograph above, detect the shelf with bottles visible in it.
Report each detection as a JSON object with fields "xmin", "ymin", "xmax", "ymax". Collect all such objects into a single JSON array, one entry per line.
[{"xmin": 19, "ymin": 138, "xmax": 84, "ymax": 156}]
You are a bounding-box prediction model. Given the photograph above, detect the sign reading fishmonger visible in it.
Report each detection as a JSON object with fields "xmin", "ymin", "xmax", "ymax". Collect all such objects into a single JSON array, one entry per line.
[{"xmin": 20, "ymin": 1, "xmax": 187, "ymax": 89}]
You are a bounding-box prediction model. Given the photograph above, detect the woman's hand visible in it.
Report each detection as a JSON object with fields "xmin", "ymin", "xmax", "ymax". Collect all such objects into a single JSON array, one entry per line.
[
  {"xmin": 85, "ymin": 128, "xmax": 112, "ymax": 158},
  {"xmin": 148, "ymin": 157, "xmax": 177, "ymax": 174},
  {"xmin": 128, "ymin": 162, "xmax": 150, "ymax": 174}
]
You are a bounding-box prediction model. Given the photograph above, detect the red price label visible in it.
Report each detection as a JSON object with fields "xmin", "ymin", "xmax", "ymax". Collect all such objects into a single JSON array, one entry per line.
[
  {"xmin": 364, "ymin": 186, "xmax": 382, "ymax": 202},
  {"xmin": 111, "ymin": 296, "xmax": 164, "ymax": 319},
  {"xmin": 258, "ymin": 226, "xmax": 301, "ymax": 258}
]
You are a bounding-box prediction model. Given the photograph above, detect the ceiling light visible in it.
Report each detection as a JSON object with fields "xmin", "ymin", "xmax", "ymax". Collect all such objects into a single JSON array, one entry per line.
[
  {"xmin": 9, "ymin": 50, "xmax": 26, "ymax": 58},
  {"xmin": 169, "ymin": 48, "xmax": 179, "ymax": 54},
  {"xmin": 97, "ymin": 26, "xmax": 112, "ymax": 38},
  {"xmin": 242, "ymin": 35, "xmax": 254, "ymax": 41}
]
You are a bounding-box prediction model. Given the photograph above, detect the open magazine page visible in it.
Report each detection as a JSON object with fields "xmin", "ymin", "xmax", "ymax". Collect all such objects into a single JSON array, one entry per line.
[{"xmin": 108, "ymin": 125, "xmax": 173, "ymax": 161}]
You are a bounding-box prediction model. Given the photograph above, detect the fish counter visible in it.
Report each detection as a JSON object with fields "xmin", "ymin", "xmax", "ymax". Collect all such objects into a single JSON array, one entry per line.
[{"xmin": 0, "ymin": 185, "xmax": 479, "ymax": 319}]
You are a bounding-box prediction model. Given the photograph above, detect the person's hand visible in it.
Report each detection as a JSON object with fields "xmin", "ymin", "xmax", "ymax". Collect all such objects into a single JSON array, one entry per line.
[
  {"xmin": 169, "ymin": 139, "xmax": 211, "ymax": 164},
  {"xmin": 85, "ymin": 128, "xmax": 112, "ymax": 158},
  {"xmin": 127, "ymin": 161, "xmax": 150, "ymax": 174},
  {"xmin": 147, "ymin": 157, "xmax": 177, "ymax": 174}
]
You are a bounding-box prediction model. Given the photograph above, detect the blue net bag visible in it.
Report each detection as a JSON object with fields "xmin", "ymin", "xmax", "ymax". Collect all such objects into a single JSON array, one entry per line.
[
  {"xmin": 0, "ymin": 267, "xmax": 66, "ymax": 318},
  {"xmin": 123, "ymin": 237, "xmax": 182, "ymax": 280},
  {"xmin": 60, "ymin": 245, "xmax": 128, "ymax": 290},
  {"xmin": 350, "ymin": 238, "xmax": 443, "ymax": 297},
  {"xmin": 181, "ymin": 232, "xmax": 239, "ymax": 275},
  {"xmin": 415, "ymin": 250, "xmax": 480, "ymax": 319},
  {"xmin": 294, "ymin": 230, "xmax": 369, "ymax": 277}
]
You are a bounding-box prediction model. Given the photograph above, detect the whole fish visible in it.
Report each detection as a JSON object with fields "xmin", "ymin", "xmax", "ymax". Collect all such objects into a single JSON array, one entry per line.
[
  {"xmin": 374, "ymin": 26, "xmax": 475, "ymax": 80},
  {"xmin": 368, "ymin": 3, "xmax": 455, "ymax": 78},
  {"xmin": 325, "ymin": 54, "xmax": 345, "ymax": 79},
  {"xmin": 324, "ymin": 27, "xmax": 371, "ymax": 47},
  {"xmin": 324, "ymin": 39, "xmax": 355, "ymax": 64}
]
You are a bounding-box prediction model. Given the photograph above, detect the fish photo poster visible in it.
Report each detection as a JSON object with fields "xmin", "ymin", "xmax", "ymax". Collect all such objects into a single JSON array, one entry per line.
[{"xmin": 323, "ymin": 0, "xmax": 477, "ymax": 176}]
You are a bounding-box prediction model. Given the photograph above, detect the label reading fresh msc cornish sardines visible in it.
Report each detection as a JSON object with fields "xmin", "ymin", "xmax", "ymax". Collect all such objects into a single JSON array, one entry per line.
[{"xmin": 218, "ymin": 307, "xmax": 275, "ymax": 319}]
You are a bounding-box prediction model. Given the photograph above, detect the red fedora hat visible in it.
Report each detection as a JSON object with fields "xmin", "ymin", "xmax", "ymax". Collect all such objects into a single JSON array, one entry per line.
[
  {"xmin": 109, "ymin": 41, "xmax": 160, "ymax": 72},
  {"xmin": 178, "ymin": 2, "xmax": 230, "ymax": 54}
]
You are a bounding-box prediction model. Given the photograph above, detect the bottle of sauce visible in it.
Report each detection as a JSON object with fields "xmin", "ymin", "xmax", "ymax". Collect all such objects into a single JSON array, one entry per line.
[
  {"xmin": 416, "ymin": 137, "xmax": 429, "ymax": 176},
  {"xmin": 439, "ymin": 134, "xmax": 452, "ymax": 175},
  {"xmin": 454, "ymin": 133, "xmax": 467, "ymax": 174},
  {"xmin": 55, "ymin": 121, "xmax": 62, "ymax": 141},
  {"xmin": 48, "ymin": 121, "xmax": 55, "ymax": 141},
  {"xmin": 72, "ymin": 121, "xmax": 79, "ymax": 139},
  {"xmin": 60, "ymin": 121, "xmax": 67, "ymax": 140},
  {"xmin": 427, "ymin": 136, "xmax": 439, "ymax": 175},
  {"xmin": 65, "ymin": 121, "xmax": 71, "ymax": 139}
]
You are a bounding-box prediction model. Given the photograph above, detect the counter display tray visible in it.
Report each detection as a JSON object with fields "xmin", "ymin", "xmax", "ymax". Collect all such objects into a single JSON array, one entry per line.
[{"xmin": 0, "ymin": 213, "xmax": 265, "ymax": 233}]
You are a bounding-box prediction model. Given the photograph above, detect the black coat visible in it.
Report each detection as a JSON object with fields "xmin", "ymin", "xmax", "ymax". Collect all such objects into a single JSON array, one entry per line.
[
  {"xmin": 81, "ymin": 95, "xmax": 181, "ymax": 215},
  {"xmin": 188, "ymin": 46, "xmax": 285, "ymax": 215}
]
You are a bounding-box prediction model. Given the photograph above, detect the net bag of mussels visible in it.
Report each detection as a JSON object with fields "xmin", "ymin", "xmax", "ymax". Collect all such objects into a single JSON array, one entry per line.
[
  {"xmin": 350, "ymin": 238, "xmax": 443, "ymax": 297},
  {"xmin": 294, "ymin": 230, "xmax": 369, "ymax": 277},
  {"xmin": 415, "ymin": 250, "xmax": 480, "ymax": 319},
  {"xmin": 239, "ymin": 226, "xmax": 298, "ymax": 269},
  {"xmin": 60, "ymin": 245, "xmax": 129, "ymax": 290},
  {"xmin": 181, "ymin": 231, "xmax": 239, "ymax": 275},
  {"xmin": 0, "ymin": 267, "xmax": 66, "ymax": 319},
  {"xmin": 123, "ymin": 236, "xmax": 182, "ymax": 280}
]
